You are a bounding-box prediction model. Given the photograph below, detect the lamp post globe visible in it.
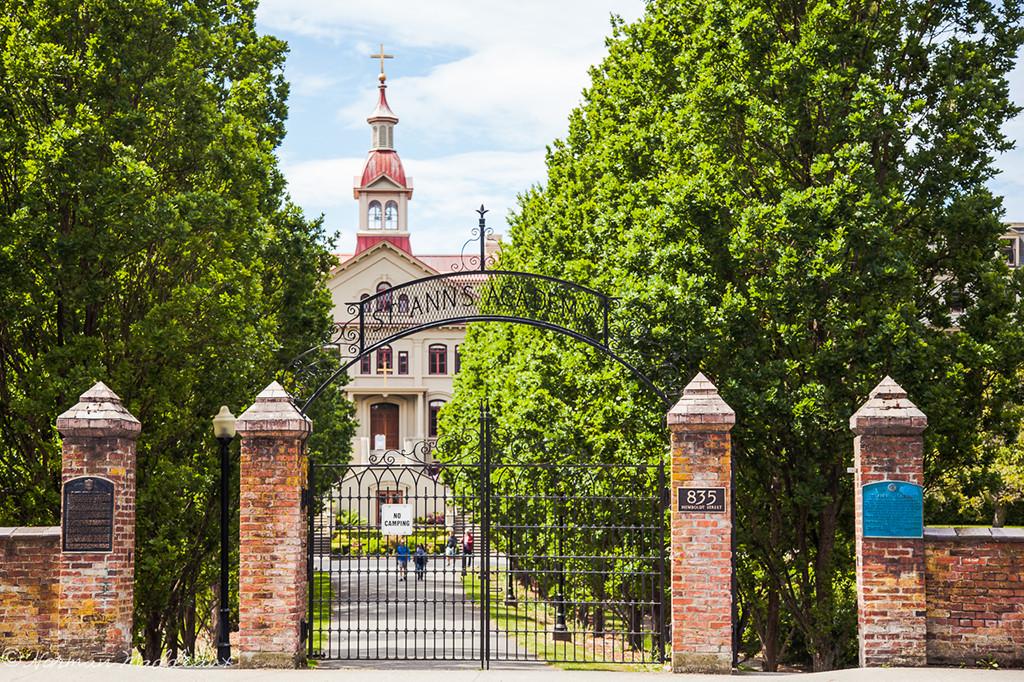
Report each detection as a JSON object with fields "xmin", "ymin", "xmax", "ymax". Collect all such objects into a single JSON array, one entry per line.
[{"xmin": 213, "ymin": 405, "xmax": 235, "ymax": 665}]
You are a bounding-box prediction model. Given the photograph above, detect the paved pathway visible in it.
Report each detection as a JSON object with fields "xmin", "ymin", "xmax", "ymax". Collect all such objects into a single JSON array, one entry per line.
[{"xmin": 311, "ymin": 553, "xmax": 542, "ymax": 669}]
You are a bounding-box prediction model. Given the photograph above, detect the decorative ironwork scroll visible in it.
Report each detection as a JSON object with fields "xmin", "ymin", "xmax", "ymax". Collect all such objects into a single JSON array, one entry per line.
[
  {"xmin": 354, "ymin": 270, "xmax": 611, "ymax": 352},
  {"xmin": 283, "ymin": 207, "xmax": 686, "ymax": 410}
]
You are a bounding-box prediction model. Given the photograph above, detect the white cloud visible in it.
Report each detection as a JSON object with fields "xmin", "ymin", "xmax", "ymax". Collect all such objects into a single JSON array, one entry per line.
[
  {"xmin": 281, "ymin": 157, "xmax": 364, "ymax": 211},
  {"xmin": 259, "ymin": 1, "xmax": 647, "ymax": 249},
  {"xmin": 288, "ymin": 72, "xmax": 343, "ymax": 99},
  {"xmin": 282, "ymin": 151, "xmax": 546, "ymax": 254},
  {"xmin": 258, "ymin": 1, "xmax": 642, "ymax": 52},
  {"xmin": 337, "ymin": 45, "xmax": 599, "ymax": 150}
]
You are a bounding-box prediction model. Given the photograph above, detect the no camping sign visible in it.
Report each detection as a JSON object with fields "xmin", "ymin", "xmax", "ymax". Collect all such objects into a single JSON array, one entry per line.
[{"xmin": 380, "ymin": 504, "xmax": 414, "ymax": 535}]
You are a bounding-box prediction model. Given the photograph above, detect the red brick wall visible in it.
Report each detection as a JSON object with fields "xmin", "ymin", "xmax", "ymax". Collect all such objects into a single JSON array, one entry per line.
[
  {"xmin": 852, "ymin": 434, "xmax": 927, "ymax": 667},
  {"xmin": 237, "ymin": 432, "xmax": 307, "ymax": 667},
  {"xmin": 666, "ymin": 373, "xmax": 734, "ymax": 674},
  {"xmin": 850, "ymin": 378, "xmax": 928, "ymax": 667},
  {"xmin": 0, "ymin": 528, "xmax": 60, "ymax": 656},
  {"xmin": 56, "ymin": 435, "xmax": 137, "ymax": 662},
  {"xmin": 924, "ymin": 529, "xmax": 1024, "ymax": 667},
  {"xmin": 54, "ymin": 382, "xmax": 139, "ymax": 662}
]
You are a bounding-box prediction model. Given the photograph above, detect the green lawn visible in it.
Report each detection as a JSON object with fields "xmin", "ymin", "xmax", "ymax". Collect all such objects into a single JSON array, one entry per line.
[
  {"xmin": 309, "ymin": 571, "xmax": 333, "ymax": 655},
  {"xmin": 461, "ymin": 573, "xmax": 664, "ymax": 672}
]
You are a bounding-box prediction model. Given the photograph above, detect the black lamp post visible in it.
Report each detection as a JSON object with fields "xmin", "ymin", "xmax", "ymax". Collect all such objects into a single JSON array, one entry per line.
[{"xmin": 213, "ymin": 405, "xmax": 236, "ymax": 666}]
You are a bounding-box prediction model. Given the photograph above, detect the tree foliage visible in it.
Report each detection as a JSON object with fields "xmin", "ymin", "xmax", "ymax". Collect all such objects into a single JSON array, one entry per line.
[
  {"xmin": 448, "ymin": 0, "xmax": 1024, "ymax": 670},
  {"xmin": 0, "ymin": 0, "xmax": 354, "ymax": 661}
]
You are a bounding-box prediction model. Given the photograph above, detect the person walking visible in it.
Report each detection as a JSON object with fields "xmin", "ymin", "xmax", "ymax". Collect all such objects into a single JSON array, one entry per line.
[
  {"xmin": 445, "ymin": 529, "xmax": 458, "ymax": 567},
  {"xmin": 461, "ymin": 530, "xmax": 474, "ymax": 576},
  {"xmin": 414, "ymin": 543, "xmax": 428, "ymax": 580},
  {"xmin": 395, "ymin": 538, "xmax": 410, "ymax": 581}
]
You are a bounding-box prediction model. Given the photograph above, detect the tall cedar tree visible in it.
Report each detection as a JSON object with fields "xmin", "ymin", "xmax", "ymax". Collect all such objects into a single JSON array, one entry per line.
[
  {"xmin": 446, "ymin": 0, "xmax": 1024, "ymax": 670},
  {"xmin": 0, "ymin": 0, "xmax": 355, "ymax": 661}
]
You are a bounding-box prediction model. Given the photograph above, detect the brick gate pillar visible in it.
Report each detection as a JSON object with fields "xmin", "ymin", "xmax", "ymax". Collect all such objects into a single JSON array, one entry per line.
[
  {"xmin": 666, "ymin": 373, "xmax": 735, "ymax": 674},
  {"xmin": 850, "ymin": 377, "xmax": 927, "ymax": 667},
  {"xmin": 55, "ymin": 381, "xmax": 140, "ymax": 661},
  {"xmin": 235, "ymin": 381, "xmax": 311, "ymax": 668}
]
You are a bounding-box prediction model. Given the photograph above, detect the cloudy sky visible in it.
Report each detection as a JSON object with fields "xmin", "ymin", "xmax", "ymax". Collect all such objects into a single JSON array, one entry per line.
[{"xmin": 255, "ymin": 2, "xmax": 1024, "ymax": 255}]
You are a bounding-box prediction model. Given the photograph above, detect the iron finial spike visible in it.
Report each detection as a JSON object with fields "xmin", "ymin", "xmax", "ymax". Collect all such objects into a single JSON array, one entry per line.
[{"xmin": 477, "ymin": 205, "xmax": 488, "ymax": 272}]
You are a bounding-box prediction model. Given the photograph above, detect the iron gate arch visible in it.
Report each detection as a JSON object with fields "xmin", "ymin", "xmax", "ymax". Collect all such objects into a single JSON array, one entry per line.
[
  {"xmin": 307, "ymin": 403, "xmax": 669, "ymax": 666},
  {"xmin": 285, "ymin": 207, "xmax": 689, "ymax": 414},
  {"xmin": 287, "ymin": 209, "xmax": 679, "ymax": 667}
]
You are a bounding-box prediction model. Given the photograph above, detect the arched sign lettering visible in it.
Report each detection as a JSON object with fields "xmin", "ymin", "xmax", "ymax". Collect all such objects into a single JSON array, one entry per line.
[{"xmin": 285, "ymin": 208, "xmax": 686, "ymax": 411}]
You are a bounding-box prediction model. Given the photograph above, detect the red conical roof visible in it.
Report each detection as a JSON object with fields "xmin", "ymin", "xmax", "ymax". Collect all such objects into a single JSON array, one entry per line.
[
  {"xmin": 359, "ymin": 150, "xmax": 408, "ymax": 188},
  {"xmin": 368, "ymin": 84, "xmax": 398, "ymax": 123}
]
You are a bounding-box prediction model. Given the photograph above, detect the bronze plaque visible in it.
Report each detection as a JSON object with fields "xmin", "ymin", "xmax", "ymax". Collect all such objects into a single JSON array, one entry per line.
[{"xmin": 62, "ymin": 477, "xmax": 115, "ymax": 552}]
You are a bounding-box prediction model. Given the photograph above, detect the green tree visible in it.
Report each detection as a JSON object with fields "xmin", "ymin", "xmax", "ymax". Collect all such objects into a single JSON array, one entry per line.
[
  {"xmin": 929, "ymin": 359, "xmax": 1024, "ymax": 527},
  {"xmin": 0, "ymin": 0, "xmax": 353, "ymax": 661},
  {"xmin": 448, "ymin": 0, "xmax": 1024, "ymax": 670}
]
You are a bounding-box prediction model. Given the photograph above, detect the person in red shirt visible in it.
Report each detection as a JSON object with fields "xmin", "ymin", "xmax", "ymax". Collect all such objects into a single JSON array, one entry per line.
[{"xmin": 461, "ymin": 531, "xmax": 474, "ymax": 575}]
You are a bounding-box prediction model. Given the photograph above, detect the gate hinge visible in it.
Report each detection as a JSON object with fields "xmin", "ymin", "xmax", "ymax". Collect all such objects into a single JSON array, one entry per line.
[
  {"xmin": 301, "ymin": 487, "xmax": 309, "ymax": 510},
  {"xmin": 300, "ymin": 618, "xmax": 308, "ymax": 643}
]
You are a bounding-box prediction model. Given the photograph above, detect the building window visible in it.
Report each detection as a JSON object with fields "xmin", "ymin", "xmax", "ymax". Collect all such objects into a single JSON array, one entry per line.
[
  {"xmin": 949, "ymin": 289, "xmax": 964, "ymax": 314},
  {"xmin": 368, "ymin": 201, "xmax": 382, "ymax": 229},
  {"xmin": 398, "ymin": 293, "xmax": 409, "ymax": 313},
  {"xmin": 384, "ymin": 201, "xmax": 399, "ymax": 230},
  {"xmin": 361, "ymin": 354, "xmax": 371, "ymax": 374},
  {"xmin": 428, "ymin": 400, "xmax": 445, "ymax": 438},
  {"xmin": 377, "ymin": 345, "xmax": 393, "ymax": 374},
  {"xmin": 370, "ymin": 403, "xmax": 399, "ymax": 450},
  {"xmin": 428, "ymin": 344, "xmax": 447, "ymax": 374},
  {"xmin": 398, "ymin": 351, "xmax": 409, "ymax": 375},
  {"xmin": 1001, "ymin": 240, "xmax": 1017, "ymax": 268},
  {"xmin": 376, "ymin": 281, "xmax": 392, "ymax": 311},
  {"xmin": 455, "ymin": 345, "xmax": 461, "ymax": 374}
]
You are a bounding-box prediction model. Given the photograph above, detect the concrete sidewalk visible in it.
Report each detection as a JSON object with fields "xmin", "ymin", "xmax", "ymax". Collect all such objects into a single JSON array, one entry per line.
[{"xmin": 2, "ymin": 662, "xmax": 1023, "ymax": 682}]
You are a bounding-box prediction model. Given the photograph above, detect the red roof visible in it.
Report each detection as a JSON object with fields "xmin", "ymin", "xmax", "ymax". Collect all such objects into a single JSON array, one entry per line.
[
  {"xmin": 332, "ymin": 250, "xmax": 464, "ymax": 271},
  {"xmin": 368, "ymin": 85, "xmax": 398, "ymax": 122},
  {"xmin": 355, "ymin": 234, "xmax": 412, "ymax": 254},
  {"xmin": 359, "ymin": 150, "xmax": 408, "ymax": 188}
]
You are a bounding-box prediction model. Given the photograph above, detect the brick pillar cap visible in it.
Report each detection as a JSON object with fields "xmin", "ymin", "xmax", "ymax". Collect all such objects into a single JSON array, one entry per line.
[
  {"xmin": 236, "ymin": 381, "xmax": 311, "ymax": 436},
  {"xmin": 56, "ymin": 381, "xmax": 141, "ymax": 438},
  {"xmin": 850, "ymin": 376, "xmax": 927, "ymax": 435},
  {"xmin": 667, "ymin": 372, "xmax": 736, "ymax": 428}
]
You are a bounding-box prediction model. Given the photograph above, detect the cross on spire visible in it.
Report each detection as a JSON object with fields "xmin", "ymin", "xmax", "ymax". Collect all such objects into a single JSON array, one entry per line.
[{"xmin": 371, "ymin": 44, "xmax": 393, "ymax": 82}]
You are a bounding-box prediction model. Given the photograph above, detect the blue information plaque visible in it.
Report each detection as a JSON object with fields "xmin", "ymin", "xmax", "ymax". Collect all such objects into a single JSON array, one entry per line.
[{"xmin": 862, "ymin": 480, "xmax": 923, "ymax": 538}]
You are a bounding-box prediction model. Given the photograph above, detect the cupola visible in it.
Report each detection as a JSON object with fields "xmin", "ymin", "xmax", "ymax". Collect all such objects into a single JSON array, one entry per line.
[{"xmin": 354, "ymin": 46, "xmax": 413, "ymax": 254}]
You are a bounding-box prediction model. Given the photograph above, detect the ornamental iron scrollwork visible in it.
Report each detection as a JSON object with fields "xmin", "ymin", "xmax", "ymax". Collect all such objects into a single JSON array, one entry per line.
[{"xmin": 282, "ymin": 207, "xmax": 688, "ymax": 410}]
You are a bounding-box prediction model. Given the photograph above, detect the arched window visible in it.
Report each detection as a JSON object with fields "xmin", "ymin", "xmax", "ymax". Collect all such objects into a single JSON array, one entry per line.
[
  {"xmin": 368, "ymin": 201, "xmax": 382, "ymax": 229},
  {"xmin": 376, "ymin": 345, "xmax": 393, "ymax": 374},
  {"xmin": 428, "ymin": 344, "xmax": 447, "ymax": 375},
  {"xmin": 398, "ymin": 293, "xmax": 409, "ymax": 313},
  {"xmin": 370, "ymin": 403, "xmax": 399, "ymax": 450},
  {"xmin": 376, "ymin": 281, "xmax": 392, "ymax": 311},
  {"xmin": 384, "ymin": 201, "xmax": 398, "ymax": 229},
  {"xmin": 428, "ymin": 399, "xmax": 445, "ymax": 437}
]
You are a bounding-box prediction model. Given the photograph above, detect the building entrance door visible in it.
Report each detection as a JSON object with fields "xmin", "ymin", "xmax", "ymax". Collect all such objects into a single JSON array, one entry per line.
[{"xmin": 369, "ymin": 402, "xmax": 399, "ymax": 450}]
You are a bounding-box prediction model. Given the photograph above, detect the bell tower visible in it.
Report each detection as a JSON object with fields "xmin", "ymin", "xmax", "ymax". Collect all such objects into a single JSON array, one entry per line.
[{"xmin": 354, "ymin": 46, "xmax": 413, "ymax": 254}]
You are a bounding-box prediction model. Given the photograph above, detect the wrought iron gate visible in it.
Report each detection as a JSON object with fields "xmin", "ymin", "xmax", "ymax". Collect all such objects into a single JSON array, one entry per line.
[{"xmin": 308, "ymin": 407, "xmax": 668, "ymax": 667}]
